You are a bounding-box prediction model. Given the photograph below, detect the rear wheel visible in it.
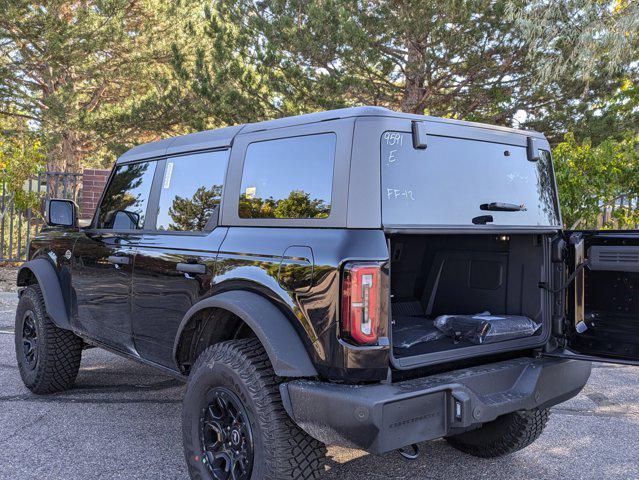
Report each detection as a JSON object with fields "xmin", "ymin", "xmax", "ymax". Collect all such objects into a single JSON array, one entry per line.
[
  {"xmin": 446, "ymin": 408, "xmax": 550, "ymax": 458},
  {"xmin": 15, "ymin": 285, "xmax": 84, "ymax": 394},
  {"xmin": 182, "ymin": 338, "xmax": 326, "ymax": 480}
]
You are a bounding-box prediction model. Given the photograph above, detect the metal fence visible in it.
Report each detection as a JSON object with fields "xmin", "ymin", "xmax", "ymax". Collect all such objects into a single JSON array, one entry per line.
[
  {"xmin": 597, "ymin": 195, "xmax": 639, "ymax": 229},
  {"xmin": 0, "ymin": 172, "xmax": 82, "ymax": 262}
]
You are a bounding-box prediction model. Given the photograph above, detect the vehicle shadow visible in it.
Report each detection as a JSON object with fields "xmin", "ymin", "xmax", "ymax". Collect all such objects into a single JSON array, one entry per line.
[
  {"xmin": 321, "ymin": 439, "xmax": 559, "ymax": 480},
  {"xmin": 3, "ymin": 335, "xmax": 638, "ymax": 480}
]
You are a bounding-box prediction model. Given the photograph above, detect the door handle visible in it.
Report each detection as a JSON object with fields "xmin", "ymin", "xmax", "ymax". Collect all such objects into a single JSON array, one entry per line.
[
  {"xmin": 176, "ymin": 263, "xmax": 206, "ymax": 275},
  {"xmin": 107, "ymin": 255, "xmax": 130, "ymax": 265}
]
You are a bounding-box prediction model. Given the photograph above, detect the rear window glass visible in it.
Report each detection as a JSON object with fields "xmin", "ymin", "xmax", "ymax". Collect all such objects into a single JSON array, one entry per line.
[
  {"xmin": 239, "ymin": 133, "xmax": 335, "ymax": 219},
  {"xmin": 381, "ymin": 131, "xmax": 560, "ymax": 227}
]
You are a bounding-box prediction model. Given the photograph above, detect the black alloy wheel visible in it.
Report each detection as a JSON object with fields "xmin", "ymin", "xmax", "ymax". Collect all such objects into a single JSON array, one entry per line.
[
  {"xmin": 200, "ymin": 387, "xmax": 254, "ymax": 480},
  {"xmin": 21, "ymin": 310, "xmax": 38, "ymax": 370}
]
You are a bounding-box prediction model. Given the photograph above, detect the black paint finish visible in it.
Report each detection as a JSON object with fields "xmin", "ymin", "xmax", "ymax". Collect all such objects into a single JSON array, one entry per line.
[
  {"xmin": 28, "ymin": 222, "xmax": 639, "ymax": 380},
  {"xmin": 18, "ymin": 107, "xmax": 618, "ymax": 467},
  {"xmin": 131, "ymin": 230, "xmax": 226, "ymax": 367},
  {"xmin": 22, "ymin": 107, "xmax": 639, "ymax": 390},
  {"xmin": 212, "ymin": 227, "xmax": 390, "ymax": 381},
  {"xmin": 25, "ymin": 225, "xmax": 391, "ymax": 381},
  {"xmin": 71, "ymin": 232, "xmax": 138, "ymax": 353}
]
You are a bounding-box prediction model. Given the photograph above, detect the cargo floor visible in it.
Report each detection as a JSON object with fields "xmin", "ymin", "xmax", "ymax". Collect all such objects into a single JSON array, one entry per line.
[{"xmin": 392, "ymin": 314, "xmax": 477, "ymax": 358}]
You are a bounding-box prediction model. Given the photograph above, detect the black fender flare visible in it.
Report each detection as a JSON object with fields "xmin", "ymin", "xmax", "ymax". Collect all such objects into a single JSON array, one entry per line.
[
  {"xmin": 173, "ymin": 290, "xmax": 318, "ymax": 378},
  {"xmin": 17, "ymin": 258, "xmax": 71, "ymax": 330}
]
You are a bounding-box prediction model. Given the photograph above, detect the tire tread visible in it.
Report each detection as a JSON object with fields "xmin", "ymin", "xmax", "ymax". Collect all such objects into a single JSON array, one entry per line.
[
  {"xmin": 186, "ymin": 338, "xmax": 326, "ymax": 479},
  {"xmin": 446, "ymin": 408, "xmax": 550, "ymax": 458},
  {"xmin": 16, "ymin": 285, "xmax": 83, "ymax": 394}
]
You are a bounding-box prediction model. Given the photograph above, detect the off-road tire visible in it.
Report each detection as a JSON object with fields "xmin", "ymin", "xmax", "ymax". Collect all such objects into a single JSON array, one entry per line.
[
  {"xmin": 182, "ymin": 338, "xmax": 327, "ymax": 480},
  {"xmin": 15, "ymin": 285, "xmax": 83, "ymax": 394},
  {"xmin": 446, "ymin": 408, "xmax": 550, "ymax": 458}
]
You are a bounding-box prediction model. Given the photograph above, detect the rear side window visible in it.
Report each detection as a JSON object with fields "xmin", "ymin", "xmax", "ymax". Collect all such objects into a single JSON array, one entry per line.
[
  {"xmin": 238, "ymin": 133, "xmax": 335, "ymax": 219},
  {"xmin": 156, "ymin": 150, "xmax": 229, "ymax": 231},
  {"xmin": 97, "ymin": 161, "xmax": 157, "ymax": 230}
]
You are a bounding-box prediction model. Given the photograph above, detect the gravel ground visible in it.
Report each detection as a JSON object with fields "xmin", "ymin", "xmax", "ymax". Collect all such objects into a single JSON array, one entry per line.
[
  {"xmin": 1, "ymin": 291, "xmax": 638, "ymax": 480},
  {"xmin": 0, "ymin": 265, "xmax": 19, "ymax": 292}
]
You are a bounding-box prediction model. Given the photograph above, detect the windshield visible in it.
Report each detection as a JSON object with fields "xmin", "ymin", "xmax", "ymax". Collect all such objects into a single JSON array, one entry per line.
[{"xmin": 381, "ymin": 131, "xmax": 560, "ymax": 228}]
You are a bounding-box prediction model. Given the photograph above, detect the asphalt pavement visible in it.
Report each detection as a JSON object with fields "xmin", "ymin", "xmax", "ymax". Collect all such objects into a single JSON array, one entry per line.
[{"xmin": 1, "ymin": 291, "xmax": 638, "ymax": 479}]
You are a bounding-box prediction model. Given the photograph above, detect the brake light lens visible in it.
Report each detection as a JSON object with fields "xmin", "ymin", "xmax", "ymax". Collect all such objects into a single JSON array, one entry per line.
[{"xmin": 341, "ymin": 262, "xmax": 381, "ymax": 345}]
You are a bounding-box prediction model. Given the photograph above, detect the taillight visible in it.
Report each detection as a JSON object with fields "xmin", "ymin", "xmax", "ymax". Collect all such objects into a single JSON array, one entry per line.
[{"xmin": 341, "ymin": 262, "xmax": 381, "ymax": 345}]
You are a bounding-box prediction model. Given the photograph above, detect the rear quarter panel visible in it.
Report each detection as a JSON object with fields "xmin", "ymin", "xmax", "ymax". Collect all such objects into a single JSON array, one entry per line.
[{"xmin": 214, "ymin": 227, "xmax": 390, "ymax": 381}]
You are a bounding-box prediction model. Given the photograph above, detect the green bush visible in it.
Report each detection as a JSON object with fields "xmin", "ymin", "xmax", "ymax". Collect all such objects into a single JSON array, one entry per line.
[{"xmin": 553, "ymin": 133, "xmax": 639, "ymax": 229}]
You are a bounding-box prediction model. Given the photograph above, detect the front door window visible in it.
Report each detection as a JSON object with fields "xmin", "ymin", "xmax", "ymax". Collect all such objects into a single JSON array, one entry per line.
[{"xmin": 97, "ymin": 161, "xmax": 157, "ymax": 230}]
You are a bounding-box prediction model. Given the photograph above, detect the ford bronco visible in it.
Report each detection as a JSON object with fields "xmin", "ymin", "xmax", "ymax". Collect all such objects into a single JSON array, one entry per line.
[{"xmin": 14, "ymin": 107, "xmax": 639, "ymax": 479}]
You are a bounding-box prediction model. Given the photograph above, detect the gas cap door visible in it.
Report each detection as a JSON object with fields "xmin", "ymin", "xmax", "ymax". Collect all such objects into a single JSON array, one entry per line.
[{"xmin": 278, "ymin": 246, "xmax": 314, "ymax": 293}]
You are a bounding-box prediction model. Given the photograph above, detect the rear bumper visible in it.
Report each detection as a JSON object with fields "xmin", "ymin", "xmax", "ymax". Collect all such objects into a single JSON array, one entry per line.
[{"xmin": 279, "ymin": 357, "xmax": 591, "ymax": 454}]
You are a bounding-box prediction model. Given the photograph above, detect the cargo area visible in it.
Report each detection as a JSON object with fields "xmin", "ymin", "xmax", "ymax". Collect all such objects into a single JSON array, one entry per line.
[{"xmin": 389, "ymin": 234, "xmax": 549, "ymax": 365}]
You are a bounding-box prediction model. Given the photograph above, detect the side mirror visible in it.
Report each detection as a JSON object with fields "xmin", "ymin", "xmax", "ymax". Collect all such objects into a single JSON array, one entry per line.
[
  {"xmin": 104, "ymin": 210, "xmax": 140, "ymax": 230},
  {"xmin": 46, "ymin": 199, "xmax": 78, "ymax": 228}
]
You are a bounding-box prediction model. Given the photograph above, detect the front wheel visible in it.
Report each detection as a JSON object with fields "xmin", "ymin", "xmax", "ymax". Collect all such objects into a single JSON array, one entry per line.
[
  {"xmin": 182, "ymin": 338, "xmax": 326, "ymax": 480},
  {"xmin": 446, "ymin": 408, "xmax": 550, "ymax": 458},
  {"xmin": 15, "ymin": 285, "xmax": 84, "ymax": 394}
]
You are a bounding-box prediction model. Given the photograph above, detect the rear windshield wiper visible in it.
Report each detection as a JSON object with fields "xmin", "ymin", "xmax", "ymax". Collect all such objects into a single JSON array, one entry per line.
[{"xmin": 480, "ymin": 202, "xmax": 527, "ymax": 212}]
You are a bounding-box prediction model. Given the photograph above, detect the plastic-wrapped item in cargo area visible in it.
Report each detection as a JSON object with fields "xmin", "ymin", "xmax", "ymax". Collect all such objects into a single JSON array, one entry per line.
[
  {"xmin": 434, "ymin": 312, "xmax": 540, "ymax": 345},
  {"xmin": 393, "ymin": 323, "xmax": 446, "ymax": 350}
]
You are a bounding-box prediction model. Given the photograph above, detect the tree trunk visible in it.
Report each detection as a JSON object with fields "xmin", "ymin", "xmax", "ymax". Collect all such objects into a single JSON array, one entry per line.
[
  {"xmin": 44, "ymin": 130, "xmax": 83, "ymax": 202},
  {"xmin": 47, "ymin": 130, "xmax": 82, "ymax": 173},
  {"xmin": 400, "ymin": 37, "xmax": 427, "ymax": 114}
]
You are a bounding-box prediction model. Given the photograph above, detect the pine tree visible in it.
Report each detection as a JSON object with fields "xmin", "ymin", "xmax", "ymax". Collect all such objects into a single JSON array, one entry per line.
[
  {"xmin": 182, "ymin": 0, "xmax": 537, "ymax": 125},
  {"xmin": 168, "ymin": 185, "xmax": 222, "ymax": 231},
  {"xmin": 0, "ymin": 0, "xmax": 203, "ymax": 171}
]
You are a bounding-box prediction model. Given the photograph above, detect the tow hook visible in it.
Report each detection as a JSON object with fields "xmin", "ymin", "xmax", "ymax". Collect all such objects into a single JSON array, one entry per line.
[{"xmin": 398, "ymin": 443, "xmax": 420, "ymax": 460}]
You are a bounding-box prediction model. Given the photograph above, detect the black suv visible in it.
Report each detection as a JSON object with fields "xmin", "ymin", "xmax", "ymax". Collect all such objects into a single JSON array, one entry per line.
[{"xmin": 15, "ymin": 107, "xmax": 639, "ymax": 479}]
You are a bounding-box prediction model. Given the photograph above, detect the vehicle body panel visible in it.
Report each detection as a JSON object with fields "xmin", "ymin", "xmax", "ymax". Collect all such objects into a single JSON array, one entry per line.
[
  {"xmin": 132, "ymin": 228, "xmax": 227, "ymax": 367},
  {"xmin": 71, "ymin": 232, "xmax": 138, "ymax": 353},
  {"xmin": 214, "ymin": 227, "xmax": 390, "ymax": 381},
  {"xmin": 22, "ymin": 229, "xmax": 81, "ymax": 327}
]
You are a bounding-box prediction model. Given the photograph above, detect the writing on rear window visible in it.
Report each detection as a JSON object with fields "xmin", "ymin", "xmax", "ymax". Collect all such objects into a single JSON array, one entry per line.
[
  {"xmin": 381, "ymin": 131, "xmax": 560, "ymax": 227},
  {"xmin": 383, "ymin": 132, "xmax": 405, "ymax": 166},
  {"xmin": 386, "ymin": 188, "xmax": 415, "ymax": 201}
]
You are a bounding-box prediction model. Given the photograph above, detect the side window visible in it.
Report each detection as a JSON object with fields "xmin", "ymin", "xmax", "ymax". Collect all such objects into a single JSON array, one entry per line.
[
  {"xmin": 239, "ymin": 133, "xmax": 336, "ymax": 219},
  {"xmin": 156, "ymin": 150, "xmax": 229, "ymax": 231},
  {"xmin": 97, "ymin": 161, "xmax": 157, "ymax": 230}
]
